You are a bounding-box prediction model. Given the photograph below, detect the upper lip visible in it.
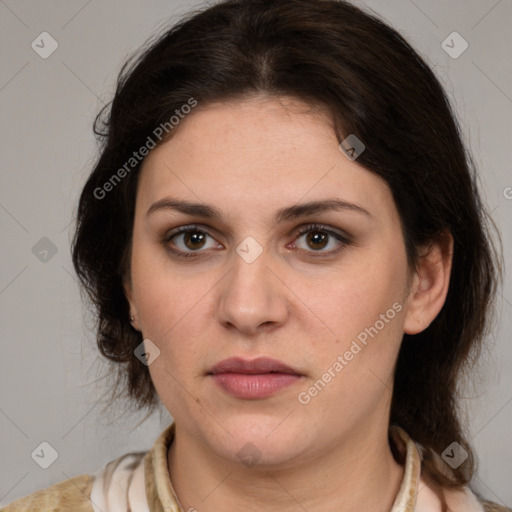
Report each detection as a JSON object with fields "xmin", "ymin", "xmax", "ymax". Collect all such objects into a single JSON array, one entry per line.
[{"xmin": 208, "ymin": 357, "xmax": 301, "ymax": 375}]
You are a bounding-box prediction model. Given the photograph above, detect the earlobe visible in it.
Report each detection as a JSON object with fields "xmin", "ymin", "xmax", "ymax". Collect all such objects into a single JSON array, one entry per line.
[{"xmin": 403, "ymin": 231, "xmax": 453, "ymax": 335}]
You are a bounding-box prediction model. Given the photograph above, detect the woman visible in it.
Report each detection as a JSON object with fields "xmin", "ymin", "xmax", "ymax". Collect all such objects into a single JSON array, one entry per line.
[{"xmin": 2, "ymin": 0, "xmax": 508, "ymax": 510}]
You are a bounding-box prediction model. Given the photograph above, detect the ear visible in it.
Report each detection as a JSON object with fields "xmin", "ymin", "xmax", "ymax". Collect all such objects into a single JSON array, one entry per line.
[
  {"xmin": 403, "ymin": 231, "xmax": 453, "ymax": 335},
  {"xmin": 123, "ymin": 273, "xmax": 140, "ymax": 331}
]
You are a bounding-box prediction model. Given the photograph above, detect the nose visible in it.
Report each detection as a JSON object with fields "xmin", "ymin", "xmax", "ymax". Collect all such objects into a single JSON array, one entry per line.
[{"xmin": 216, "ymin": 246, "xmax": 289, "ymax": 336}]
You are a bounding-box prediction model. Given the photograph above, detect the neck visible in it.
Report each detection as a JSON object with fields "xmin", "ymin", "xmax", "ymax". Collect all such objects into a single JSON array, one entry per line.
[{"xmin": 167, "ymin": 419, "xmax": 405, "ymax": 512}]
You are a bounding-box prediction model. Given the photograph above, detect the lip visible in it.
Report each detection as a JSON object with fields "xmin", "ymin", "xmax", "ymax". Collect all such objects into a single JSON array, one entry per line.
[
  {"xmin": 208, "ymin": 357, "xmax": 303, "ymax": 399},
  {"xmin": 209, "ymin": 357, "xmax": 300, "ymax": 375}
]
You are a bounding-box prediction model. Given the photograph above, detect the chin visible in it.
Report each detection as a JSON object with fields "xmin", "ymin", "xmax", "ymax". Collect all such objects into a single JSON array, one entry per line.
[{"xmin": 210, "ymin": 413, "xmax": 309, "ymax": 468}]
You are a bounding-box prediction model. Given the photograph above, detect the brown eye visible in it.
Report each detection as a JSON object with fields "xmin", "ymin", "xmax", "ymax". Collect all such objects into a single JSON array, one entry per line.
[
  {"xmin": 182, "ymin": 231, "xmax": 207, "ymax": 250},
  {"xmin": 163, "ymin": 226, "xmax": 221, "ymax": 257},
  {"xmin": 305, "ymin": 230, "xmax": 329, "ymax": 250},
  {"xmin": 293, "ymin": 224, "xmax": 351, "ymax": 255}
]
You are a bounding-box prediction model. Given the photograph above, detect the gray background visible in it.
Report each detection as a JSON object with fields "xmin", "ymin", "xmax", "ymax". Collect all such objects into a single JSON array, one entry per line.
[{"xmin": 1, "ymin": 0, "xmax": 511, "ymax": 507}]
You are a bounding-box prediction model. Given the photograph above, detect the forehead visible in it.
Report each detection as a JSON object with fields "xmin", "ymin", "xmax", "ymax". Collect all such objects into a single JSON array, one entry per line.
[{"xmin": 136, "ymin": 96, "xmax": 395, "ymax": 224}]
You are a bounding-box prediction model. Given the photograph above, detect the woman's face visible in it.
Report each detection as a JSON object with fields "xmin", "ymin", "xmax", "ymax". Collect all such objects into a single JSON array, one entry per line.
[{"xmin": 125, "ymin": 95, "xmax": 417, "ymax": 466}]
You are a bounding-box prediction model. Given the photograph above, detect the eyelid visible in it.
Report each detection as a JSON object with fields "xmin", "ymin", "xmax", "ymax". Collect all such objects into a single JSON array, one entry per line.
[
  {"xmin": 292, "ymin": 223, "xmax": 351, "ymax": 242},
  {"xmin": 162, "ymin": 223, "xmax": 222, "ymax": 257},
  {"xmin": 289, "ymin": 223, "xmax": 352, "ymax": 256},
  {"xmin": 163, "ymin": 223, "xmax": 216, "ymax": 242}
]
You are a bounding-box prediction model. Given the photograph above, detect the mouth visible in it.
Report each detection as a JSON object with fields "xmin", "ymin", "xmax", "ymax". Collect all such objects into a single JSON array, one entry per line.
[
  {"xmin": 207, "ymin": 357, "xmax": 303, "ymax": 400},
  {"xmin": 208, "ymin": 356, "xmax": 301, "ymax": 376}
]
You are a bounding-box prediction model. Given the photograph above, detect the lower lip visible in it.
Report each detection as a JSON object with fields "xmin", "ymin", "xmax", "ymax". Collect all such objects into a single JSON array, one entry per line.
[{"xmin": 210, "ymin": 373, "xmax": 301, "ymax": 399}]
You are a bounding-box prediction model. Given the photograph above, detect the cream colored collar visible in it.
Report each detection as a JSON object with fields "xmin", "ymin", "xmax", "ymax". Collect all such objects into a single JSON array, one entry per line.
[{"xmin": 133, "ymin": 422, "xmax": 485, "ymax": 511}]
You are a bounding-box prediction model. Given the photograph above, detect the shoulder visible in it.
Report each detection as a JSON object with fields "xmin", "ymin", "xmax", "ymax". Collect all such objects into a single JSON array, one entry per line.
[
  {"xmin": 0, "ymin": 424, "xmax": 176, "ymax": 512},
  {"xmin": 0, "ymin": 473, "xmax": 94, "ymax": 512},
  {"xmin": 390, "ymin": 425, "xmax": 510, "ymax": 512},
  {"xmin": 446, "ymin": 486, "xmax": 511, "ymax": 512},
  {"xmin": 0, "ymin": 450, "xmax": 148, "ymax": 512},
  {"xmin": 422, "ymin": 475, "xmax": 511, "ymax": 512},
  {"xmin": 478, "ymin": 498, "xmax": 512, "ymax": 512},
  {"xmin": 418, "ymin": 467, "xmax": 511, "ymax": 512}
]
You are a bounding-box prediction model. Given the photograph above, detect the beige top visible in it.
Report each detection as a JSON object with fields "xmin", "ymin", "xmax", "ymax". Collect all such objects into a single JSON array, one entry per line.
[{"xmin": 2, "ymin": 422, "xmax": 510, "ymax": 511}]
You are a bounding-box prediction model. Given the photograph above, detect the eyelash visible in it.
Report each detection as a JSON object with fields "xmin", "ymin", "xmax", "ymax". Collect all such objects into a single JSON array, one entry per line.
[{"xmin": 162, "ymin": 223, "xmax": 352, "ymax": 259}]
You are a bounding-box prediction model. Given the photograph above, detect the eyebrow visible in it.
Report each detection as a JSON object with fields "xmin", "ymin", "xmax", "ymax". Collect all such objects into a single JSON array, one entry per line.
[{"xmin": 146, "ymin": 197, "xmax": 373, "ymax": 223}]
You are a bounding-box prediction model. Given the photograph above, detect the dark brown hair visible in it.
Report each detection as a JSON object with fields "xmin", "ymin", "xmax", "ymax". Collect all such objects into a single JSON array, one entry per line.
[{"xmin": 71, "ymin": 0, "xmax": 501, "ymax": 498}]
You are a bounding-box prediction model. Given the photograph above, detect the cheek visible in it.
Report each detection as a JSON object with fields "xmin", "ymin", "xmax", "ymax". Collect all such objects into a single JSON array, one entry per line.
[
  {"xmin": 299, "ymin": 252, "xmax": 408, "ymax": 409},
  {"xmin": 131, "ymin": 235, "xmax": 184, "ymax": 329},
  {"xmin": 308, "ymin": 251, "xmax": 407, "ymax": 343},
  {"xmin": 130, "ymin": 242, "xmax": 216, "ymax": 368},
  {"xmin": 131, "ymin": 260, "xmax": 211, "ymax": 415},
  {"xmin": 133, "ymin": 270, "xmax": 210, "ymax": 349},
  {"xmin": 298, "ymin": 269, "xmax": 406, "ymax": 418}
]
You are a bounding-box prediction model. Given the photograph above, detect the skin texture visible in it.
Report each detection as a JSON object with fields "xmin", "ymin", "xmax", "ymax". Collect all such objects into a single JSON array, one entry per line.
[{"xmin": 124, "ymin": 95, "xmax": 453, "ymax": 512}]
